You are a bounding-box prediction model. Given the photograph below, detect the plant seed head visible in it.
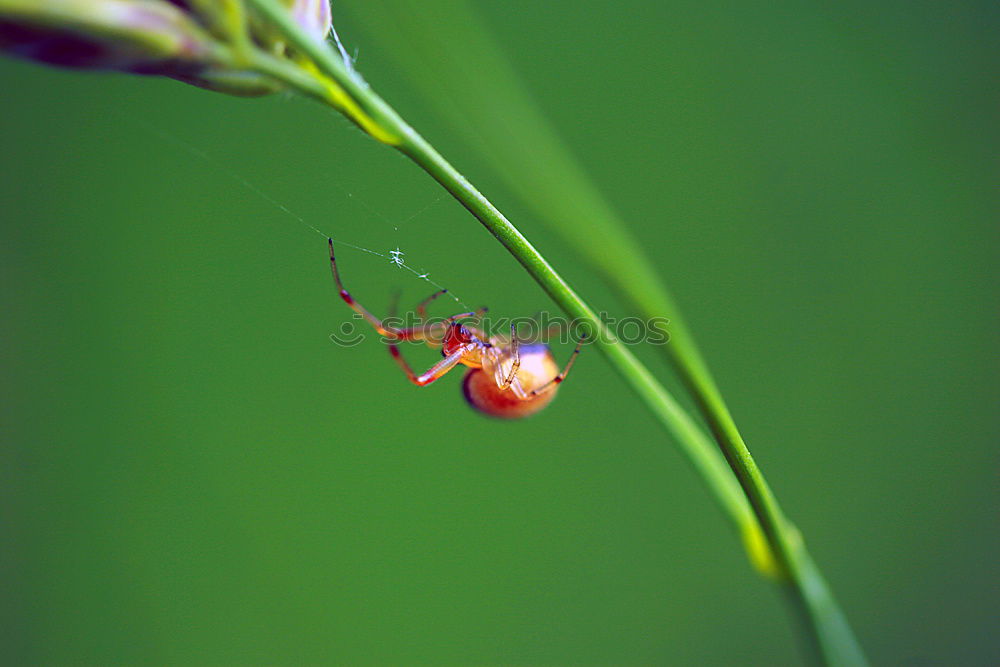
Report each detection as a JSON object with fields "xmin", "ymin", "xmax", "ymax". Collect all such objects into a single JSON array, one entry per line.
[{"xmin": 0, "ymin": 0, "xmax": 334, "ymax": 97}]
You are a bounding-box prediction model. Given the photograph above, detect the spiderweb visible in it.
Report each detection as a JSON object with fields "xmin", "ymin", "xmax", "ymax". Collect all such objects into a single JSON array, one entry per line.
[{"xmin": 140, "ymin": 121, "xmax": 470, "ymax": 311}]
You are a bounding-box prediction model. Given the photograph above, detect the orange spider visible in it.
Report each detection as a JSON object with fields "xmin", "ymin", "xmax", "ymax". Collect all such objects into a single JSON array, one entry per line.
[{"xmin": 328, "ymin": 239, "xmax": 583, "ymax": 419}]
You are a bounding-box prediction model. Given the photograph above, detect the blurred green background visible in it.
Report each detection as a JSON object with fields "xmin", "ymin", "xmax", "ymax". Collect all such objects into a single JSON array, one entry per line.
[{"xmin": 2, "ymin": 0, "xmax": 997, "ymax": 664}]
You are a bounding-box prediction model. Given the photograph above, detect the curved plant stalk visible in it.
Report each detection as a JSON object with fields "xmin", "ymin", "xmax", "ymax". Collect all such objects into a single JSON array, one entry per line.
[
  {"xmin": 0, "ymin": 0, "xmax": 864, "ymax": 661},
  {"xmin": 240, "ymin": 0, "xmax": 753, "ymax": 545},
  {"xmin": 241, "ymin": 1, "xmax": 863, "ymax": 664},
  {"xmin": 330, "ymin": 2, "xmax": 869, "ymax": 664}
]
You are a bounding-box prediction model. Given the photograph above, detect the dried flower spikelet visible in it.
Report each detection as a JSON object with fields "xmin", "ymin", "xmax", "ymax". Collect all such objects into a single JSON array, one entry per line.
[{"xmin": 0, "ymin": 0, "xmax": 218, "ymax": 73}]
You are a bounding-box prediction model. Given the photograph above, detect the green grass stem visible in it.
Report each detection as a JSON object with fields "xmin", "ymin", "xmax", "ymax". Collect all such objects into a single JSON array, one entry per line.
[{"xmin": 242, "ymin": 1, "xmax": 866, "ymax": 663}]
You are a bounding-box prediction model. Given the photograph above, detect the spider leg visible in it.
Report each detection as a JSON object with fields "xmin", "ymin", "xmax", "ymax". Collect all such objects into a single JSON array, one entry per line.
[
  {"xmin": 329, "ymin": 239, "xmax": 446, "ymax": 342},
  {"xmin": 413, "ymin": 286, "xmax": 488, "ymax": 325},
  {"xmin": 416, "ymin": 288, "xmax": 449, "ymax": 320},
  {"xmin": 499, "ymin": 323, "xmax": 520, "ymax": 390},
  {"xmin": 387, "ymin": 288, "xmax": 403, "ymax": 318},
  {"xmin": 387, "ymin": 345, "xmax": 465, "ymax": 386},
  {"xmin": 383, "ymin": 289, "xmax": 449, "ymax": 343},
  {"xmin": 449, "ymin": 307, "xmax": 489, "ymax": 322},
  {"xmin": 521, "ymin": 336, "xmax": 586, "ymax": 400}
]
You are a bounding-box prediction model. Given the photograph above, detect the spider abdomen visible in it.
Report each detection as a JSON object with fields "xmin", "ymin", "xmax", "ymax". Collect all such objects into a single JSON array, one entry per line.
[
  {"xmin": 462, "ymin": 368, "xmax": 556, "ymax": 418},
  {"xmin": 463, "ymin": 344, "xmax": 560, "ymax": 419}
]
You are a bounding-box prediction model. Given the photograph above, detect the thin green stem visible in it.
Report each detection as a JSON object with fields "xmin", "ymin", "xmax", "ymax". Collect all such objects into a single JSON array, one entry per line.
[
  {"xmin": 241, "ymin": 0, "xmax": 752, "ymax": 541},
  {"xmin": 399, "ymin": 130, "xmax": 754, "ymax": 534},
  {"xmin": 332, "ymin": 4, "xmax": 868, "ymax": 662},
  {"xmin": 247, "ymin": 0, "xmax": 750, "ymax": 531},
  {"xmin": 240, "ymin": 50, "xmax": 326, "ymax": 100},
  {"xmin": 241, "ymin": 1, "xmax": 866, "ymax": 664}
]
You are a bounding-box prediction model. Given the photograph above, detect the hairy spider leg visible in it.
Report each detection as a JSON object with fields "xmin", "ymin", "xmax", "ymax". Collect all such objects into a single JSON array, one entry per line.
[
  {"xmin": 416, "ymin": 287, "xmax": 489, "ymax": 329},
  {"xmin": 514, "ymin": 336, "xmax": 585, "ymax": 400},
  {"xmin": 387, "ymin": 345, "xmax": 466, "ymax": 386},
  {"xmin": 329, "ymin": 238, "xmax": 450, "ymax": 343},
  {"xmin": 498, "ymin": 323, "xmax": 521, "ymax": 391},
  {"xmin": 445, "ymin": 308, "xmax": 489, "ymax": 323},
  {"xmin": 386, "ymin": 288, "xmax": 403, "ymax": 319},
  {"xmin": 416, "ymin": 288, "xmax": 449, "ymax": 319}
]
